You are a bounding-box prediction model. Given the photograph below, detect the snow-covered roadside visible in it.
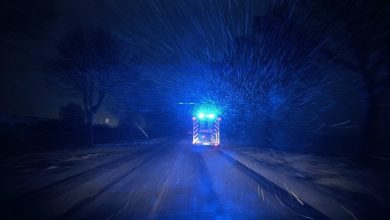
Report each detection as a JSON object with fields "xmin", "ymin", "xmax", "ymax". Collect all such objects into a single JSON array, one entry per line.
[
  {"xmin": 0, "ymin": 138, "xmax": 169, "ymax": 203},
  {"xmin": 96, "ymin": 137, "xmax": 169, "ymax": 148},
  {"xmin": 222, "ymin": 145, "xmax": 390, "ymax": 220},
  {"xmin": 1, "ymin": 138, "xmax": 167, "ymax": 175}
]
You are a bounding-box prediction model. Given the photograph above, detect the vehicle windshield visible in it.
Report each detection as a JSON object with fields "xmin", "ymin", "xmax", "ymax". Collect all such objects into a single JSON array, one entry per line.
[{"xmin": 1, "ymin": 0, "xmax": 389, "ymax": 219}]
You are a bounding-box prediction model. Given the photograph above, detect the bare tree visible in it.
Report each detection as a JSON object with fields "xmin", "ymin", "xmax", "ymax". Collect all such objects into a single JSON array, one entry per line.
[
  {"xmin": 201, "ymin": 2, "xmax": 332, "ymax": 146},
  {"xmin": 46, "ymin": 28, "xmax": 139, "ymax": 147}
]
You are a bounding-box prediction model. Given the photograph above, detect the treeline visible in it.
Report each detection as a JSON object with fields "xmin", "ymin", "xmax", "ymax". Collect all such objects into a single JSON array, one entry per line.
[{"xmin": 0, "ymin": 108, "xmax": 178, "ymax": 157}]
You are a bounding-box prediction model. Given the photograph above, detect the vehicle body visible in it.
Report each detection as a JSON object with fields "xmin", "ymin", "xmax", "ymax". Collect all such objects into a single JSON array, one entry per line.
[{"xmin": 192, "ymin": 113, "xmax": 221, "ymax": 147}]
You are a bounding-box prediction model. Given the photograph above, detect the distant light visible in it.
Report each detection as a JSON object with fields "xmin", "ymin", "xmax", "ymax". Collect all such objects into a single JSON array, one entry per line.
[
  {"xmin": 198, "ymin": 112, "xmax": 205, "ymax": 119},
  {"xmin": 177, "ymin": 102, "xmax": 195, "ymax": 105},
  {"xmin": 105, "ymin": 118, "xmax": 110, "ymax": 124},
  {"xmin": 207, "ymin": 113, "xmax": 215, "ymax": 119},
  {"xmin": 217, "ymin": 117, "xmax": 222, "ymax": 121},
  {"xmin": 192, "ymin": 117, "xmax": 196, "ymax": 121}
]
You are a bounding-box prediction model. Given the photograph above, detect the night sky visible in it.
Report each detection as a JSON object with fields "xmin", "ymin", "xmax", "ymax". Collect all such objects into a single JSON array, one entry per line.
[
  {"xmin": 0, "ymin": 0, "xmax": 265, "ymax": 119},
  {"xmin": 0, "ymin": 0, "xmax": 389, "ymax": 127},
  {"xmin": 1, "ymin": 0, "xmax": 93, "ymax": 118}
]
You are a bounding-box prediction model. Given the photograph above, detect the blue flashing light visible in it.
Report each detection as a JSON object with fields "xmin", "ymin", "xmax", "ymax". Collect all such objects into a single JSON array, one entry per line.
[
  {"xmin": 196, "ymin": 112, "xmax": 218, "ymax": 120},
  {"xmin": 207, "ymin": 113, "xmax": 215, "ymax": 119}
]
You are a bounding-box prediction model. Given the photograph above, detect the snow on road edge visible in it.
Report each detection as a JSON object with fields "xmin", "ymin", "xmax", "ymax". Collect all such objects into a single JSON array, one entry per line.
[{"xmin": 221, "ymin": 148, "xmax": 355, "ymax": 220}]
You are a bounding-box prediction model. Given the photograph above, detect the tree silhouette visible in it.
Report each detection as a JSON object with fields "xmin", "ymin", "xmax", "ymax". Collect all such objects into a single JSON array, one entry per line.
[
  {"xmin": 46, "ymin": 28, "xmax": 140, "ymax": 147},
  {"xmin": 203, "ymin": 1, "xmax": 331, "ymax": 146}
]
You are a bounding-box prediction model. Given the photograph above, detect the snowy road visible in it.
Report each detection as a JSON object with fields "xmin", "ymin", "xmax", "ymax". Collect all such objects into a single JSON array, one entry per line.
[{"xmin": 1, "ymin": 139, "xmax": 329, "ymax": 219}]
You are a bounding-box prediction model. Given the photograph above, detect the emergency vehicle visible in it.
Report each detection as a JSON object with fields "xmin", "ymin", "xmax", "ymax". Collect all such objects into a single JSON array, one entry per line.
[{"xmin": 192, "ymin": 112, "xmax": 221, "ymax": 147}]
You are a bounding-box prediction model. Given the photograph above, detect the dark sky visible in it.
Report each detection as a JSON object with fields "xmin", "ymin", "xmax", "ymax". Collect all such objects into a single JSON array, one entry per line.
[
  {"xmin": 0, "ymin": 0, "xmax": 267, "ymax": 119},
  {"xmin": 1, "ymin": 0, "xmax": 388, "ymax": 125},
  {"xmin": 0, "ymin": 0, "xmax": 96, "ymax": 118}
]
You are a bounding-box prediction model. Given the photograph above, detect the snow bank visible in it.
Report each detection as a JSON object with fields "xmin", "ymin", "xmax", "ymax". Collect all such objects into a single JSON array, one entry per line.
[{"xmin": 222, "ymin": 145, "xmax": 389, "ymax": 220}]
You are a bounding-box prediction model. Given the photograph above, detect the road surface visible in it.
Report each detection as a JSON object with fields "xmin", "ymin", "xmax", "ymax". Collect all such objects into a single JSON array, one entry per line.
[{"xmin": 1, "ymin": 139, "xmax": 329, "ymax": 219}]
